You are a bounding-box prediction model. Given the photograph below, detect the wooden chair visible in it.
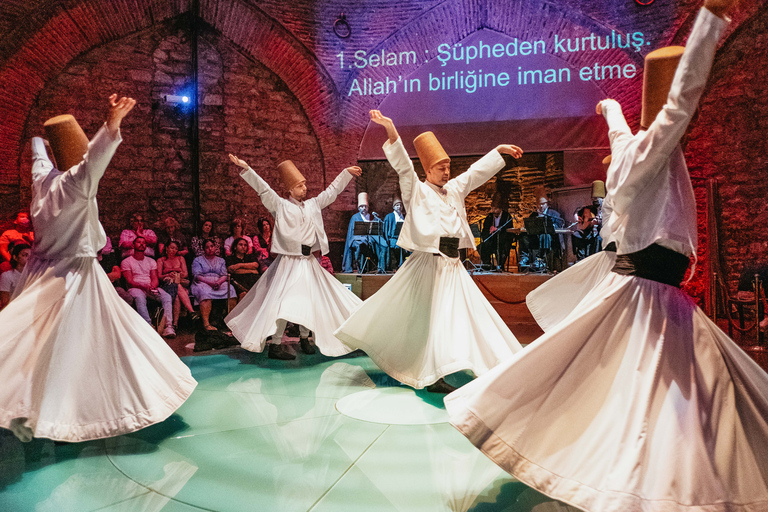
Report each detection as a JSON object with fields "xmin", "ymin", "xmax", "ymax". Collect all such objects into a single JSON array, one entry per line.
[{"xmin": 718, "ymin": 274, "xmax": 765, "ymax": 344}]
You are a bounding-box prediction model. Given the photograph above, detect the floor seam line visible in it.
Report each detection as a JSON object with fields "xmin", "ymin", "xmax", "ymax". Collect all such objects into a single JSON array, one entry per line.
[
  {"xmin": 105, "ymin": 446, "xmax": 217, "ymax": 512},
  {"xmin": 305, "ymin": 424, "xmax": 391, "ymax": 512}
]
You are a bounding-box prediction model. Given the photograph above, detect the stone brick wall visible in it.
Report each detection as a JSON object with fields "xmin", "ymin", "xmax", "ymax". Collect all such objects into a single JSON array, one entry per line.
[
  {"xmin": 685, "ymin": 4, "xmax": 768, "ymax": 293},
  {"xmin": 18, "ymin": 19, "xmax": 325, "ymax": 245}
]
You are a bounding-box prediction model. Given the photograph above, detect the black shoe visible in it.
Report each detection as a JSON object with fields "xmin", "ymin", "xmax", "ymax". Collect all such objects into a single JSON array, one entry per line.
[
  {"xmin": 268, "ymin": 343, "xmax": 296, "ymax": 360},
  {"xmin": 426, "ymin": 378, "xmax": 457, "ymax": 394},
  {"xmin": 300, "ymin": 336, "xmax": 316, "ymax": 355}
]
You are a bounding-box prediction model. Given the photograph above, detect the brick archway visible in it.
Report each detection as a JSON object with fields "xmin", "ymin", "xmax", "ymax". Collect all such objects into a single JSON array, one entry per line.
[{"xmin": 0, "ymin": 0, "xmax": 341, "ymax": 217}]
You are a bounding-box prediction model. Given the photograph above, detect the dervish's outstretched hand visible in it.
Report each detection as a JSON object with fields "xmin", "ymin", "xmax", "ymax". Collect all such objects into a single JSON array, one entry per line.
[
  {"xmin": 495, "ymin": 145, "xmax": 524, "ymax": 159},
  {"xmin": 704, "ymin": 0, "xmax": 737, "ymax": 18},
  {"xmin": 346, "ymin": 166, "xmax": 363, "ymax": 177},
  {"xmin": 229, "ymin": 153, "xmax": 249, "ymax": 169},
  {"xmin": 106, "ymin": 94, "xmax": 136, "ymax": 136},
  {"xmin": 370, "ymin": 110, "xmax": 400, "ymax": 144}
]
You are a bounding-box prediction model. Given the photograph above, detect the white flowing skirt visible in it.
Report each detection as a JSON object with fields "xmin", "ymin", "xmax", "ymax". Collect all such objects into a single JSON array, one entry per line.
[
  {"xmin": 334, "ymin": 251, "xmax": 522, "ymax": 388},
  {"xmin": 225, "ymin": 254, "xmax": 361, "ymax": 356},
  {"xmin": 445, "ymin": 272, "xmax": 768, "ymax": 512},
  {"xmin": 0, "ymin": 255, "xmax": 197, "ymax": 442},
  {"xmin": 526, "ymin": 250, "xmax": 617, "ymax": 332}
]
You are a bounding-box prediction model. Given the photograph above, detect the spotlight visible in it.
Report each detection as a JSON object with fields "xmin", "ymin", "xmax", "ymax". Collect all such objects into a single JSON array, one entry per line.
[{"xmin": 165, "ymin": 94, "xmax": 190, "ymax": 104}]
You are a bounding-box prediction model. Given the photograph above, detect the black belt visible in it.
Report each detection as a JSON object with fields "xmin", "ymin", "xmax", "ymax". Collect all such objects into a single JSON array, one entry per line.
[
  {"xmin": 611, "ymin": 243, "xmax": 689, "ymax": 288},
  {"xmin": 437, "ymin": 237, "xmax": 460, "ymax": 258},
  {"xmin": 301, "ymin": 244, "xmax": 312, "ymax": 256},
  {"xmin": 604, "ymin": 241, "xmax": 617, "ymax": 253}
]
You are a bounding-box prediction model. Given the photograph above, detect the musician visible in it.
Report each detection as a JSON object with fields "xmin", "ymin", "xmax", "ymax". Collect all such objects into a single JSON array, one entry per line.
[
  {"xmin": 571, "ymin": 205, "xmax": 601, "ymax": 261},
  {"xmin": 518, "ymin": 195, "xmax": 563, "ymax": 271},
  {"xmin": 342, "ymin": 192, "xmax": 385, "ymax": 273},
  {"xmin": 383, "ymin": 196, "xmax": 408, "ymax": 270},
  {"xmin": 478, "ymin": 193, "xmax": 515, "ymax": 270}
]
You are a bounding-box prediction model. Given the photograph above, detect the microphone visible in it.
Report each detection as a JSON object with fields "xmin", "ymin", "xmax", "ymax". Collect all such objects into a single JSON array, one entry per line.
[{"xmin": 372, "ymin": 212, "xmax": 381, "ymax": 219}]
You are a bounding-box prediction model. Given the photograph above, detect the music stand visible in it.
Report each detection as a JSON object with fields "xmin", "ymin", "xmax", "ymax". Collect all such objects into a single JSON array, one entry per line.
[
  {"xmin": 354, "ymin": 221, "xmax": 382, "ymax": 274},
  {"xmin": 523, "ymin": 216, "xmax": 555, "ymax": 236},
  {"xmin": 481, "ymin": 216, "xmax": 516, "ymax": 272},
  {"xmin": 388, "ymin": 222, "xmax": 405, "ymax": 272},
  {"xmin": 523, "ymin": 216, "xmax": 556, "ymax": 272}
]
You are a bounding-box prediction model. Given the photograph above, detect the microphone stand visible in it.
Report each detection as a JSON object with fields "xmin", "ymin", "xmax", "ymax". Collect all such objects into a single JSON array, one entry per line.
[{"xmin": 481, "ymin": 214, "xmax": 516, "ymax": 272}]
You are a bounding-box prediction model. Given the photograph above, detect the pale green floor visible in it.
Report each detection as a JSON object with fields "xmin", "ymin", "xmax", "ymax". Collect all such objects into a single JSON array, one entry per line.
[{"xmin": 0, "ymin": 350, "xmax": 579, "ymax": 512}]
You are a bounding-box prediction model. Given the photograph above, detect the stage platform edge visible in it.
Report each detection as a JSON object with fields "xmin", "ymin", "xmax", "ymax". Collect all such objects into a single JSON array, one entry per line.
[{"xmin": 335, "ymin": 272, "xmax": 550, "ymax": 344}]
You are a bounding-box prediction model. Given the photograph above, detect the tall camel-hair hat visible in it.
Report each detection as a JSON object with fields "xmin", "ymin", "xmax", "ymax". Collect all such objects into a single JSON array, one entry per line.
[
  {"xmin": 43, "ymin": 115, "xmax": 89, "ymax": 172},
  {"xmin": 641, "ymin": 46, "xmax": 685, "ymax": 129},
  {"xmin": 277, "ymin": 160, "xmax": 306, "ymax": 191},
  {"xmin": 413, "ymin": 131, "xmax": 450, "ymax": 172},
  {"xmin": 591, "ymin": 180, "xmax": 606, "ymax": 199}
]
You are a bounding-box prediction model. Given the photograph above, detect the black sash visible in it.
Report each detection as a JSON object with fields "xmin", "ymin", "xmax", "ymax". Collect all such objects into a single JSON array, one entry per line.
[
  {"xmin": 604, "ymin": 241, "xmax": 617, "ymax": 253},
  {"xmin": 611, "ymin": 243, "xmax": 689, "ymax": 288},
  {"xmin": 438, "ymin": 237, "xmax": 460, "ymax": 258},
  {"xmin": 301, "ymin": 244, "xmax": 312, "ymax": 256}
]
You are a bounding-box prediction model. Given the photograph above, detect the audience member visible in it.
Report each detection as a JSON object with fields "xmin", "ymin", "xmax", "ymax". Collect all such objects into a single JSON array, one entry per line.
[
  {"xmin": 97, "ymin": 242, "xmax": 132, "ymax": 304},
  {"xmin": 0, "ymin": 212, "xmax": 34, "ymax": 263},
  {"xmin": 225, "ymin": 237, "xmax": 261, "ymax": 300},
  {"xmin": 157, "ymin": 240, "xmax": 195, "ymax": 331},
  {"xmin": 121, "ymin": 236, "xmax": 175, "ymax": 337},
  {"xmin": 0, "ymin": 243, "xmax": 30, "ymax": 310},
  {"xmin": 318, "ymin": 254, "xmax": 335, "ymax": 275},
  {"xmin": 191, "ymin": 239, "xmax": 236, "ymax": 331},
  {"xmin": 190, "ymin": 219, "xmax": 222, "ymax": 258},
  {"xmin": 158, "ymin": 215, "xmax": 189, "ymax": 258},
  {"xmin": 119, "ymin": 212, "xmax": 158, "ymax": 259},
  {"xmin": 224, "ymin": 218, "xmax": 253, "ymax": 256},
  {"xmin": 253, "ymin": 216, "xmax": 274, "ymax": 271}
]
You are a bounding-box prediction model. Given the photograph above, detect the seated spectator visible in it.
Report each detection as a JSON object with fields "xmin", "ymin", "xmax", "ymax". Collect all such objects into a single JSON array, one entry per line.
[
  {"xmin": 253, "ymin": 216, "xmax": 274, "ymax": 272},
  {"xmin": 318, "ymin": 254, "xmax": 334, "ymax": 275},
  {"xmin": 98, "ymin": 242, "xmax": 132, "ymax": 304},
  {"xmin": 121, "ymin": 236, "xmax": 175, "ymax": 337},
  {"xmin": 119, "ymin": 212, "xmax": 158, "ymax": 259},
  {"xmin": 101, "ymin": 236, "xmax": 115, "ymax": 257},
  {"xmin": 191, "ymin": 219, "xmax": 222, "ymax": 258},
  {"xmin": 158, "ymin": 215, "xmax": 189, "ymax": 258},
  {"xmin": 157, "ymin": 240, "xmax": 195, "ymax": 331},
  {"xmin": 225, "ymin": 237, "xmax": 261, "ymax": 300},
  {"xmin": 224, "ymin": 218, "xmax": 253, "ymax": 256},
  {"xmin": 0, "ymin": 212, "xmax": 34, "ymax": 264},
  {"xmin": 0, "ymin": 243, "xmax": 31, "ymax": 310},
  {"xmin": 571, "ymin": 205, "xmax": 601, "ymax": 261},
  {"xmin": 191, "ymin": 239, "xmax": 237, "ymax": 331}
]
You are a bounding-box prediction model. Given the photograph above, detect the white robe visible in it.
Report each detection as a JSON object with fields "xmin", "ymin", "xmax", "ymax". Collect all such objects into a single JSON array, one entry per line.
[
  {"xmin": 0, "ymin": 127, "xmax": 196, "ymax": 442},
  {"xmin": 335, "ymin": 138, "xmax": 522, "ymax": 388},
  {"xmin": 225, "ymin": 169, "xmax": 361, "ymax": 356},
  {"xmin": 446, "ymin": 9, "xmax": 768, "ymax": 512}
]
